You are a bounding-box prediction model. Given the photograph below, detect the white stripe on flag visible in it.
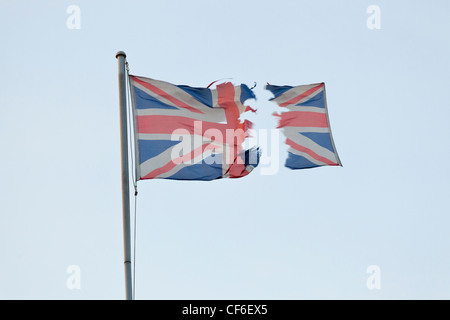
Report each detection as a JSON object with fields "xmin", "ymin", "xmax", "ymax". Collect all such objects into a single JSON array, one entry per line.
[
  {"xmin": 282, "ymin": 126, "xmax": 330, "ymax": 133},
  {"xmin": 283, "ymin": 106, "xmax": 326, "ymax": 113}
]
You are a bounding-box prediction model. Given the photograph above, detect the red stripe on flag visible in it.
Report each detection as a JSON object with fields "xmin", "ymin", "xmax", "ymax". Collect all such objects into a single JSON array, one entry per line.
[
  {"xmin": 133, "ymin": 77, "xmax": 204, "ymax": 114},
  {"xmin": 276, "ymin": 111, "xmax": 328, "ymax": 128},
  {"xmin": 285, "ymin": 138, "xmax": 338, "ymax": 166},
  {"xmin": 229, "ymin": 163, "xmax": 250, "ymax": 178},
  {"xmin": 216, "ymin": 83, "xmax": 244, "ymax": 165},
  {"xmin": 217, "ymin": 82, "xmax": 240, "ymax": 128},
  {"xmin": 279, "ymin": 83, "xmax": 323, "ymax": 107},
  {"xmin": 137, "ymin": 115, "xmax": 227, "ymax": 138}
]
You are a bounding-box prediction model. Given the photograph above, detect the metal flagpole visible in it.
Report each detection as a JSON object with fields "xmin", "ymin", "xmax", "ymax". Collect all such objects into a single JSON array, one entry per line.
[{"xmin": 116, "ymin": 51, "xmax": 133, "ymax": 300}]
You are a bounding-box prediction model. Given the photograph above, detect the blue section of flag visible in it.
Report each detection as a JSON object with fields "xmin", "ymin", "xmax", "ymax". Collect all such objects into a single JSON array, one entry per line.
[
  {"xmin": 168, "ymin": 156, "xmax": 223, "ymax": 180},
  {"xmin": 300, "ymin": 132, "xmax": 334, "ymax": 152},
  {"xmin": 138, "ymin": 140, "xmax": 181, "ymax": 164},
  {"xmin": 265, "ymin": 84, "xmax": 293, "ymax": 100},
  {"xmin": 134, "ymin": 87, "xmax": 178, "ymax": 110},
  {"xmin": 240, "ymin": 84, "xmax": 256, "ymax": 104},
  {"xmin": 176, "ymin": 85, "xmax": 213, "ymax": 108},
  {"xmin": 285, "ymin": 152, "xmax": 320, "ymax": 169}
]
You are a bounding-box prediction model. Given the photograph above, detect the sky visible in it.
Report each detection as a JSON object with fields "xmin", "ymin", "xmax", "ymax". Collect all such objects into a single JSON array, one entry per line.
[{"xmin": 1, "ymin": 0, "xmax": 450, "ymax": 300}]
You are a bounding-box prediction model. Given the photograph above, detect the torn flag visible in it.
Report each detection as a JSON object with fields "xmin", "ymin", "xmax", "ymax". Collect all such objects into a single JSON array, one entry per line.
[
  {"xmin": 266, "ymin": 82, "xmax": 342, "ymax": 169},
  {"xmin": 129, "ymin": 75, "xmax": 260, "ymax": 180}
]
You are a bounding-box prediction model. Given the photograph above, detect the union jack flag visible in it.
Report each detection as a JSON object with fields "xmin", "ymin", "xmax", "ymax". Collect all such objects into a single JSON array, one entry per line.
[
  {"xmin": 129, "ymin": 75, "xmax": 260, "ymax": 181},
  {"xmin": 266, "ymin": 82, "xmax": 341, "ymax": 169}
]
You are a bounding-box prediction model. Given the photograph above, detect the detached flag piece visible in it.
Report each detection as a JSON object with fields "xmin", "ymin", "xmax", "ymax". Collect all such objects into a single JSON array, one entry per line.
[
  {"xmin": 129, "ymin": 75, "xmax": 260, "ymax": 181},
  {"xmin": 266, "ymin": 82, "xmax": 341, "ymax": 169}
]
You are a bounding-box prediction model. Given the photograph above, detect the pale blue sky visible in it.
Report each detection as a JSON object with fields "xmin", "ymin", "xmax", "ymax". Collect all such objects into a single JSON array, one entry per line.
[{"xmin": 1, "ymin": 0, "xmax": 450, "ymax": 299}]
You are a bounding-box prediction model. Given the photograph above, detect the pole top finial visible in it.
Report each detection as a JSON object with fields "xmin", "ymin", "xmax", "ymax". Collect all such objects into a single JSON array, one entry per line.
[{"xmin": 116, "ymin": 51, "xmax": 127, "ymax": 59}]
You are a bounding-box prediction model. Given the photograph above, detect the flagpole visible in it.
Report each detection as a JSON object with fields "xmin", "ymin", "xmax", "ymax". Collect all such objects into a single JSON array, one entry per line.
[{"xmin": 116, "ymin": 50, "xmax": 133, "ymax": 300}]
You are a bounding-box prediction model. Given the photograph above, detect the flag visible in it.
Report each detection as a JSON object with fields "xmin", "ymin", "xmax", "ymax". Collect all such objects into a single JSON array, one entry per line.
[
  {"xmin": 266, "ymin": 82, "xmax": 341, "ymax": 169},
  {"xmin": 129, "ymin": 75, "xmax": 260, "ymax": 180}
]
